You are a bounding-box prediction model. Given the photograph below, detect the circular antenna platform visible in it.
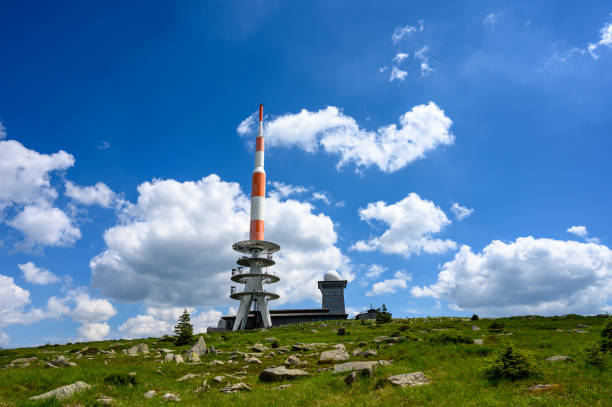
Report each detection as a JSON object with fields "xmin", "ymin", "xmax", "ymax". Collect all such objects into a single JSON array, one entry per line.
[
  {"xmin": 230, "ymin": 291, "xmax": 280, "ymax": 301},
  {"xmin": 237, "ymin": 257, "xmax": 275, "ymax": 268},
  {"xmin": 232, "ymin": 240, "xmax": 280, "ymax": 254},
  {"xmin": 231, "ymin": 273, "xmax": 280, "ymax": 284}
]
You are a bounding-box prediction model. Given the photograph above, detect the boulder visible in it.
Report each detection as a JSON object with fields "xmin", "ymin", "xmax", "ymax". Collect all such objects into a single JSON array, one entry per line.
[
  {"xmin": 284, "ymin": 355, "xmax": 308, "ymax": 367},
  {"xmin": 292, "ymin": 343, "xmax": 314, "ymax": 351},
  {"xmin": 319, "ymin": 349, "xmax": 349, "ymax": 363},
  {"xmin": 162, "ymin": 393, "xmax": 181, "ymax": 401},
  {"xmin": 144, "ymin": 390, "xmax": 156, "ymax": 399},
  {"xmin": 362, "ymin": 350, "xmax": 377, "ymax": 358},
  {"xmin": 251, "ymin": 343, "xmax": 268, "ymax": 352},
  {"xmin": 545, "ymin": 355, "xmax": 574, "ymax": 362},
  {"xmin": 333, "ymin": 360, "xmax": 391, "ymax": 374},
  {"xmin": 29, "ymin": 381, "xmax": 91, "ymax": 401},
  {"xmin": 220, "ymin": 382, "xmax": 251, "ymax": 393},
  {"xmin": 164, "ymin": 353, "xmax": 175, "ymax": 362},
  {"xmin": 259, "ymin": 366, "xmax": 311, "ymax": 382},
  {"xmin": 80, "ymin": 347, "xmax": 101, "ymax": 355},
  {"xmin": 46, "ymin": 355, "xmax": 77, "ymax": 368},
  {"xmin": 208, "ymin": 346, "xmax": 218, "ymax": 355},
  {"xmin": 245, "ymin": 357, "xmax": 262, "ymax": 364},
  {"xmin": 188, "ymin": 352, "xmax": 200, "ymax": 363},
  {"xmin": 351, "ymin": 348, "xmax": 362, "ymax": 357},
  {"xmin": 188, "ymin": 336, "xmax": 207, "ymax": 357},
  {"xmin": 387, "ymin": 372, "xmax": 430, "ymax": 387},
  {"xmin": 128, "ymin": 343, "xmax": 149, "ymax": 355}
]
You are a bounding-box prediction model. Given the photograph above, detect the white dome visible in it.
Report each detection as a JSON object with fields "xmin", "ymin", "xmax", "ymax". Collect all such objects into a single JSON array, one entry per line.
[{"xmin": 324, "ymin": 270, "xmax": 342, "ymax": 281}]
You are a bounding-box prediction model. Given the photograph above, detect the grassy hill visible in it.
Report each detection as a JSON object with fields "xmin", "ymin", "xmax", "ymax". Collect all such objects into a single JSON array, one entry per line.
[{"xmin": 1, "ymin": 315, "xmax": 610, "ymax": 406}]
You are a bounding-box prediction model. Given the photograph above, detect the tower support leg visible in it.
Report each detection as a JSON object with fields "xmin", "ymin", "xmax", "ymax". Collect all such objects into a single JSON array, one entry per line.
[
  {"xmin": 256, "ymin": 295, "xmax": 272, "ymax": 328},
  {"xmin": 233, "ymin": 296, "xmax": 253, "ymax": 331}
]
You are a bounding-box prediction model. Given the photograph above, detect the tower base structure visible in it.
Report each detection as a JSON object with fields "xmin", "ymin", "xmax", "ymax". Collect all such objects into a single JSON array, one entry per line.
[{"xmin": 230, "ymin": 240, "xmax": 280, "ymax": 331}]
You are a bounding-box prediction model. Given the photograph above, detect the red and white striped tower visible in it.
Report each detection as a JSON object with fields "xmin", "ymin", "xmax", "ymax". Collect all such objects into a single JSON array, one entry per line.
[
  {"xmin": 250, "ymin": 104, "xmax": 265, "ymax": 240},
  {"xmin": 230, "ymin": 104, "xmax": 280, "ymax": 331}
]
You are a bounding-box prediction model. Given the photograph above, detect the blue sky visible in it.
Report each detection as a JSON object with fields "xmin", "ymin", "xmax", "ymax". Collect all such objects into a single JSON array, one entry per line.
[{"xmin": 1, "ymin": 1, "xmax": 611, "ymax": 348}]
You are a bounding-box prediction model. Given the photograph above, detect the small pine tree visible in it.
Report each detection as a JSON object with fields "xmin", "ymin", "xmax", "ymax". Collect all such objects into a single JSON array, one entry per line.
[
  {"xmin": 174, "ymin": 309, "xmax": 194, "ymax": 346},
  {"xmin": 376, "ymin": 304, "xmax": 392, "ymax": 324}
]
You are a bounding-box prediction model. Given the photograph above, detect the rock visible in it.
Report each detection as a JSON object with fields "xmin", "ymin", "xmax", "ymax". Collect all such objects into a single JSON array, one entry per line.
[
  {"xmin": 362, "ymin": 349, "xmax": 377, "ymax": 358},
  {"xmin": 129, "ymin": 372, "xmax": 136, "ymax": 376},
  {"xmin": 333, "ymin": 360, "xmax": 390, "ymax": 374},
  {"xmin": 244, "ymin": 357, "xmax": 262, "ymax": 364},
  {"xmin": 292, "ymin": 343, "xmax": 314, "ymax": 351},
  {"xmin": 162, "ymin": 393, "xmax": 181, "ymax": 401},
  {"xmin": 159, "ymin": 348, "xmax": 174, "ymax": 353},
  {"xmin": 384, "ymin": 337, "xmax": 402, "ymax": 344},
  {"xmin": 208, "ymin": 346, "xmax": 218, "ymax": 355},
  {"xmin": 573, "ymin": 329, "xmax": 588, "ymax": 333},
  {"xmin": 11, "ymin": 357, "xmax": 38, "ymax": 365},
  {"xmin": 333, "ymin": 343, "xmax": 346, "ymax": 350},
  {"xmin": 319, "ymin": 349, "xmax": 349, "ymax": 363},
  {"xmin": 338, "ymin": 328, "xmax": 346, "ymax": 335},
  {"xmin": 251, "ymin": 343, "xmax": 268, "ymax": 352},
  {"xmin": 128, "ymin": 343, "xmax": 149, "ymax": 355},
  {"xmin": 193, "ymin": 379, "xmax": 210, "ymax": 394},
  {"xmin": 576, "ymin": 324, "xmax": 589, "ymax": 328},
  {"xmin": 358, "ymin": 342, "xmax": 367, "ymax": 347},
  {"xmin": 284, "ymin": 355, "xmax": 308, "ymax": 367},
  {"xmin": 351, "ymin": 348, "xmax": 362, "ymax": 357},
  {"xmin": 97, "ymin": 396, "xmax": 113, "ymax": 405},
  {"xmin": 259, "ymin": 366, "xmax": 311, "ymax": 382},
  {"xmin": 387, "ymin": 372, "xmax": 430, "ymax": 387},
  {"xmin": 186, "ymin": 337, "xmax": 207, "ymax": 361},
  {"xmin": 344, "ymin": 371, "xmax": 357, "ymax": 386},
  {"xmin": 373, "ymin": 336, "xmax": 389, "ymax": 343},
  {"xmin": 267, "ymin": 352, "xmax": 275, "ymax": 357},
  {"xmin": 209, "ymin": 359, "xmax": 224, "ymax": 365},
  {"xmin": 46, "ymin": 355, "xmax": 77, "ymax": 368},
  {"xmin": 177, "ymin": 373, "xmax": 200, "ymax": 381},
  {"xmin": 213, "ymin": 376, "xmax": 225, "ymax": 383},
  {"xmin": 187, "ymin": 352, "xmax": 200, "ymax": 363},
  {"xmin": 144, "ymin": 390, "xmax": 157, "ymax": 399},
  {"xmin": 473, "ymin": 339, "xmax": 484, "ymax": 345},
  {"xmin": 545, "ymin": 355, "xmax": 574, "ymax": 362},
  {"xmin": 164, "ymin": 353, "xmax": 175, "ymax": 362},
  {"xmin": 174, "ymin": 354, "xmax": 184, "ymax": 364},
  {"xmin": 80, "ymin": 347, "xmax": 101, "ymax": 356},
  {"xmin": 273, "ymin": 384, "xmax": 292, "ymax": 390},
  {"xmin": 310, "ymin": 329, "xmax": 318, "ymax": 333},
  {"xmin": 29, "ymin": 381, "xmax": 92, "ymax": 401},
  {"xmin": 528, "ymin": 384, "xmax": 561, "ymax": 393},
  {"xmin": 264, "ymin": 337, "xmax": 277, "ymax": 342},
  {"xmin": 472, "ymin": 325, "xmax": 481, "ymax": 331},
  {"xmin": 220, "ymin": 382, "xmax": 251, "ymax": 393}
]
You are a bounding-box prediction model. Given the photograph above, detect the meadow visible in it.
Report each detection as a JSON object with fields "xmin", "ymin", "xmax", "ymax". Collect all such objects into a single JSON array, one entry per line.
[{"xmin": 1, "ymin": 314, "xmax": 610, "ymax": 406}]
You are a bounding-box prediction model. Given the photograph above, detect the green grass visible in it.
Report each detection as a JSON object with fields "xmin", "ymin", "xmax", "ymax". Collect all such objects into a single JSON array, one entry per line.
[{"xmin": 0, "ymin": 315, "xmax": 610, "ymax": 406}]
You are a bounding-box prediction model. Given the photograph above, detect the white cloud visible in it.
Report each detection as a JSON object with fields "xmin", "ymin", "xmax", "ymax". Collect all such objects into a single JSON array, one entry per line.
[
  {"xmin": 238, "ymin": 103, "xmax": 454, "ymax": 173},
  {"xmin": 366, "ymin": 271, "xmax": 411, "ymax": 296},
  {"xmin": 351, "ymin": 192, "xmax": 457, "ymax": 258},
  {"xmin": 418, "ymin": 20, "xmax": 425, "ymax": 32},
  {"xmin": 312, "ymin": 192, "xmax": 331, "ymax": 205},
  {"xmin": 18, "ymin": 262, "xmax": 60, "ymax": 285},
  {"xmin": 70, "ymin": 291, "xmax": 117, "ymax": 323},
  {"xmin": 0, "ymin": 140, "xmax": 74, "ymax": 209},
  {"xmin": 119, "ymin": 315, "xmax": 172, "ymax": 338},
  {"xmin": 8, "ymin": 205, "xmax": 81, "ymax": 247},
  {"xmin": 392, "ymin": 52, "xmax": 409, "ymax": 64},
  {"xmin": 389, "ymin": 66, "xmax": 408, "ymax": 82},
  {"xmin": 414, "ymin": 46, "xmax": 433, "ymax": 76},
  {"xmin": 0, "ymin": 332, "xmax": 9, "ymax": 346},
  {"xmin": 588, "ymin": 21, "xmax": 612, "ymax": 59},
  {"xmin": 78, "ymin": 323, "xmax": 110, "ymax": 341},
  {"xmin": 90, "ymin": 174, "xmax": 350, "ymax": 308},
  {"xmin": 448, "ymin": 303, "xmax": 464, "ymax": 311},
  {"xmin": 65, "ymin": 181, "xmax": 116, "ymax": 208},
  {"xmin": 379, "ymin": 66, "xmax": 388, "ymax": 73},
  {"xmin": 567, "ymin": 225, "xmax": 588, "ymax": 238},
  {"xmin": 365, "ymin": 264, "xmax": 386, "ymax": 279},
  {"xmin": 0, "ymin": 274, "xmax": 31, "ymax": 312},
  {"xmin": 483, "ymin": 13, "xmax": 497, "ymax": 31},
  {"xmin": 450, "ymin": 202, "xmax": 474, "ymax": 221},
  {"xmin": 191, "ymin": 309, "xmax": 223, "ymax": 333},
  {"xmin": 0, "ymin": 122, "xmax": 6, "ymax": 139},
  {"xmin": 411, "ymin": 237, "xmax": 612, "ymax": 316},
  {"xmin": 269, "ymin": 181, "xmax": 308, "ymax": 199},
  {"xmin": 392, "ymin": 25, "xmax": 417, "ymax": 44}
]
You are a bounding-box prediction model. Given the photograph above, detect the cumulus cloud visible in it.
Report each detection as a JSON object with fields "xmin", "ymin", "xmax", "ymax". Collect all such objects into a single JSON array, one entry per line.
[
  {"xmin": 119, "ymin": 315, "xmax": 171, "ymax": 338},
  {"xmin": 18, "ymin": 262, "xmax": 60, "ymax": 285},
  {"xmin": 0, "ymin": 122, "xmax": 6, "ymax": 139},
  {"xmin": 65, "ymin": 181, "xmax": 116, "ymax": 208},
  {"xmin": 78, "ymin": 323, "xmax": 110, "ymax": 341},
  {"xmin": 7, "ymin": 205, "xmax": 81, "ymax": 247},
  {"xmin": 311, "ymin": 192, "xmax": 331, "ymax": 205},
  {"xmin": 0, "ymin": 332, "xmax": 8, "ymax": 346},
  {"xmin": 351, "ymin": 193, "xmax": 457, "ymax": 258},
  {"xmin": 389, "ymin": 66, "xmax": 408, "ymax": 82},
  {"xmin": 411, "ymin": 237, "xmax": 612, "ymax": 316},
  {"xmin": 237, "ymin": 103, "xmax": 454, "ymax": 173},
  {"xmin": 70, "ymin": 291, "xmax": 117, "ymax": 324},
  {"xmin": 367, "ymin": 271, "xmax": 411, "ymax": 296},
  {"xmin": 588, "ymin": 20, "xmax": 612, "ymax": 59},
  {"xmin": 392, "ymin": 25, "xmax": 417, "ymax": 44},
  {"xmin": 0, "ymin": 140, "xmax": 74, "ymax": 209},
  {"xmin": 90, "ymin": 174, "xmax": 350, "ymax": 308},
  {"xmin": 118, "ymin": 307, "xmax": 222, "ymax": 338},
  {"xmin": 450, "ymin": 202, "xmax": 474, "ymax": 221},
  {"xmin": 393, "ymin": 52, "xmax": 409, "ymax": 64},
  {"xmin": 365, "ymin": 264, "xmax": 386, "ymax": 279},
  {"xmin": 567, "ymin": 225, "xmax": 588, "ymax": 238}
]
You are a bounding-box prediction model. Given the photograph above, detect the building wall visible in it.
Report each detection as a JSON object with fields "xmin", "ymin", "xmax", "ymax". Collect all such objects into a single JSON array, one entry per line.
[{"xmin": 318, "ymin": 281, "xmax": 347, "ymax": 314}]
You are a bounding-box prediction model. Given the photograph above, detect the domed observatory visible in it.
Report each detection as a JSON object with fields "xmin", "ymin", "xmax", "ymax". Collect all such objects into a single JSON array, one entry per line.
[{"xmin": 318, "ymin": 270, "xmax": 348, "ymax": 315}]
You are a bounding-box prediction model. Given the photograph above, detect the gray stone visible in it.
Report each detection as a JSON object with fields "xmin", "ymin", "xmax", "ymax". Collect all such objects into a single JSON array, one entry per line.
[
  {"xmin": 333, "ymin": 360, "xmax": 390, "ymax": 374},
  {"xmin": 29, "ymin": 381, "xmax": 92, "ymax": 401},
  {"xmin": 284, "ymin": 355, "xmax": 307, "ymax": 366},
  {"xmin": 187, "ymin": 352, "xmax": 200, "ymax": 363},
  {"xmin": 128, "ymin": 343, "xmax": 149, "ymax": 355},
  {"xmin": 292, "ymin": 343, "xmax": 314, "ymax": 351},
  {"xmin": 362, "ymin": 349, "xmax": 377, "ymax": 358},
  {"xmin": 333, "ymin": 343, "xmax": 346, "ymax": 350},
  {"xmin": 528, "ymin": 384, "xmax": 561, "ymax": 392},
  {"xmin": 245, "ymin": 356, "xmax": 262, "ymax": 364},
  {"xmin": 46, "ymin": 355, "xmax": 77, "ymax": 368},
  {"xmin": 208, "ymin": 346, "xmax": 218, "ymax": 355},
  {"xmin": 11, "ymin": 357, "xmax": 37, "ymax": 365},
  {"xmin": 97, "ymin": 396, "xmax": 113, "ymax": 405},
  {"xmin": 319, "ymin": 349, "xmax": 349, "ymax": 363},
  {"xmin": 273, "ymin": 384, "xmax": 292, "ymax": 390},
  {"xmin": 144, "ymin": 390, "xmax": 157, "ymax": 399},
  {"xmin": 545, "ymin": 355, "xmax": 574, "ymax": 362},
  {"xmin": 387, "ymin": 372, "xmax": 430, "ymax": 387},
  {"xmin": 162, "ymin": 393, "xmax": 181, "ymax": 401},
  {"xmin": 209, "ymin": 359, "xmax": 224, "ymax": 365},
  {"xmin": 351, "ymin": 348, "xmax": 362, "ymax": 357},
  {"xmin": 472, "ymin": 325, "xmax": 481, "ymax": 331},
  {"xmin": 473, "ymin": 339, "xmax": 484, "ymax": 345},
  {"xmin": 193, "ymin": 379, "xmax": 209, "ymax": 394},
  {"xmin": 220, "ymin": 382, "xmax": 251, "ymax": 393},
  {"xmin": 251, "ymin": 343, "xmax": 268, "ymax": 352},
  {"xmin": 213, "ymin": 376, "xmax": 225, "ymax": 383},
  {"xmin": 164, "ymin": 353, "xmax": 175, "ymax": 362},
  {"xmin": 259, "ymin": 366, "xmax": 310, "ymax": 382},
  {"xmin": 344, "ymin": 371, "xmax": 357, "ymax": 386},
  {"xmin": 174, "ymin": 354, "xmax": 184, "ymax": 364},
  {"xmin": 188, "ymin": 336, "xmax": 207, "ymax": 358},
  {"xmin": 177, "ymin": 373, "xmax": 200, "ymax": 381}
]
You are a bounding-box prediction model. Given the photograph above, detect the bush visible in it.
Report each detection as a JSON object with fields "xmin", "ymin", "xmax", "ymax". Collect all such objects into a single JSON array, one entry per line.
[
  {"xmin": 471, "ymin": 314, "xmax": 479, "ymax": 321},
  {"xmin": 583, "ymin": 344, "xmax": 606, "ymax": 367},
  {"xmin": 489, "ymin": 321, "xmax": 504, "ymax": 332},
  {"xmin": 483, "ymin": 344, "xmax": 541, "ymax": 381},
  {"xmin": 376, "ymin": 304, "xmax": 392, "ymax": 324},
  {"xmin": 428, "ymin": 331, "xmax": 472, "ymax": 345},
  {"xmin": 599, "ymin": 318, "xmax": 612, "ymax": 352},
  {"xmin": 270, "ymin": 340, "xmax": 280, "ymax": 348},
  {"xmin": 104, "ymin": 373, "xmax": 137, "ymax": 386},
  {"xmin": 397, "ymin": 324, "xmax": 410, "ymax": 332}
]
